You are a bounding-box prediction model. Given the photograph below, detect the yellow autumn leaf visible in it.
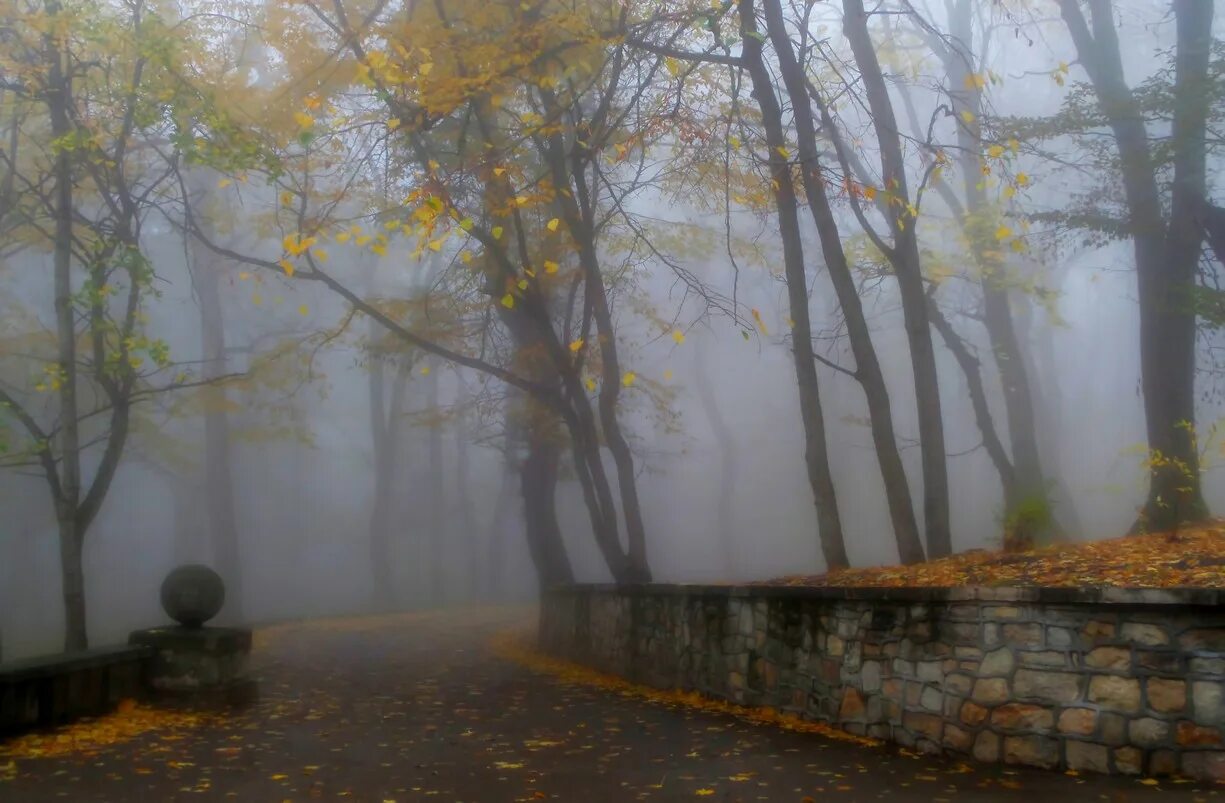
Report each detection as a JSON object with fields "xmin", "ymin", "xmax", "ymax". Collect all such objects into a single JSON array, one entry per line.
[
  {"xmin": 420, "ymin": 365, "xmax": 430, "ymax": 376},
  {"xmin": 461, "ymin": 251, "xmax": 473, "ymax": 264},
  {"xmin": 293, "ymin": 111, "xmax": 314, "ymax": 129},
  {"xmin": 728, "ymin": 135, "xmax": 741, "ymax": 149},
  {"xmin": 217, "ymin": 177, "xmax": 232, "ymax": 189},
  {"xmin": 1003, "ymin": 185, "xmax": 1016, "ymax": 199},
  {"xmin": 1016, "ymin": 172, "xmax": 1031, "ymax": 187},
  {"xmin": 695, "ymin": 790, "xmax": 715, "ymax": 797},
  {"xmin": 960, "ymin": 110, "xmax": 975, "ymax": 124},
  {"xmin": 569, "ymin": 338, "xmax": 584, "ymax": 352},
  {"xmin": 297, "ymin": 304, "xmax": 308, "ymax": 316},
  {"xmin": 987, "ymin": 144, "xmax": 1004, "ymax": 158},
  {"xmin": 312, "ymin": 248, "xmax": 328, "ymax": 262},
  {"xmin": 585, "ymin": 377, "xmax": 596, "ymax": 391},
  {"xmin": 278, "ymin": 259, "xmax": 295, "ymax": 277},
  {"xmin": 671, "ymin": 329, "xmax": 685, "ymax": 344},
  {"xmin": 547, "ymin": 218, "xmax": 560, "ymax": 232},
  {"xmin": 493, "ymin": 167, "xmax": 506, "ymax": 176},
  {"xmin": 419, "ymin": 62, "xmax": 434, "ymax": 76},
  {"xmin": 492, "ymin": 226, "xmax": 504, "ymax": 240},
  {"xmin": 995, "ymin": 225, "xmax": 1013, "ymax": 241},
  {"xmin": 665, "ymin": 55, "xmax": 680, "ymax": 76},
  {"xmin": 775, "ymin": 145, "xmax": 790, "ymax": 159},
  {"xmin": 543, "ymin": 260, "xmax": 559, "ymax": 274},
  {"xmin": 622, "ymin": 371, "xmax": 636, "ymax": 387},
  {"xmin": 863, "ymin": 185, "xmax": 877, "ymax": 201},
  {"xmin": 387, "ymin": 118, "xmax": 401, "ymax": 131},
  {"xmin": 501, "ymin": 293, "xmax": 514, "ymax": 308},
  {"xmin": 751, "ymin": 308, "xmax": 769, "ymax": 336},
  {"xmin": 517, "ymin": 279, "xmax": 528, "ymax": 290},
  {"xmin": 335, "ymin": 231, "xmax": 351, "ymax": 244},
  {"xmin": 428, "ymin": 239, "xmax": 443, "ymax": 252}
]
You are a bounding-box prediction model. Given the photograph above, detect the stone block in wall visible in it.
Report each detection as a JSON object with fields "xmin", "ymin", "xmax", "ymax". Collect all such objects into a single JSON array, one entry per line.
[
  {"xmin": 990, "ymin": 703, "xmax": 1054, "ymax": 732},
  {"xmin": 1120, "ymin": 622, "xmax": 1169, "ymax": 647},
  {"xmin": 1136, "ymin": 650, "xmax": 1183, "ymax": 674},
  {"xmin": 1128, "ymin": 717, "xmax": 1171, "ymax": 747},
  {"xmin": 1004, "ymin": 735, "xmax": 1059, "ymax": 769},
  {"xmin": 902, "ymin": 710, "xmax": 943, "ymax": 741},
  {"xmin": 1182, "ymin": 751, "xmax": 1225, "ymax": 783},
  {"xmin": 1057, "ymin": 707, "xmax": 1098, "ymax": 736},
  {"xmin": 972, "ymin": 730, "xmax": 1000, "ymax": 762},
  {"xmin": 1002, "ymin": 623, "xmax": 1044, "ymax": 648},
  {"xmin": 1066, "ymin": 740, "xmax": 1111, "ymax": 773},
  {"xmin": 1013, "ymin": 669, "xmax": 1081, "ymax": 704},
  {"xmin": 1114, "ymin": 746, "xmax": 1143, "ymax": 775},
  {"xmin": 1019, "ymin": 650, "xmax": 1068, "ymax": 668},
  {"xmin": 1180, "ymin": 629, "xmax": 1225, "ymax": 652},
  {"xmin": 1085, "ymin": 646, "xmax": 1131, "ymax": 671},
  {"xmin": 1146, "ymin": 677, "xmax": 1187, "ymax": 713},
  {"xmin": 960, "ymin": 700, "xmax": 989, "ymax": 727},
  {"xmin": 1192, "ymin": 680, "xmax": 1224, "ymax": 724},
  {"xmin": 971, "ymin": 677, "xmax": 1009, "ymax": 705},
  {"xmin": 1177, "ymin": 720, "xmax": 1223, "ymax": 747},
  {"xmin": 1088, "ymin": 675, "xmax": 1142, "ymax": 712}
]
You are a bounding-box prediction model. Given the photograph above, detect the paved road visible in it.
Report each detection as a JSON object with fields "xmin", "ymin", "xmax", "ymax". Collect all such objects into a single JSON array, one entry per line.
[{"xmin": 1, "ymin": 607, "xmax": 1221, "ymax": 802}]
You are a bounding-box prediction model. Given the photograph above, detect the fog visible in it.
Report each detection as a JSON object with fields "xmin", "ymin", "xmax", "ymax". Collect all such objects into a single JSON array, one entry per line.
[{"xmin": 2, "ymin": 0, "xmax": 1223, "ymax": 659}]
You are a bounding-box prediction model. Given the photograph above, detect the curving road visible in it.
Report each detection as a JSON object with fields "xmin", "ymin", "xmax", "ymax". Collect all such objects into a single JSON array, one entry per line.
[{"xmin": 0, "ymin": 607, "xmax": 1220, "ymax": 802}]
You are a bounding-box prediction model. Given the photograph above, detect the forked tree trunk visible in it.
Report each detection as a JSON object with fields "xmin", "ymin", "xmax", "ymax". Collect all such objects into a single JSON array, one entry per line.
[
  {"xmin": 1057, "ymin": 0, "xmax": 1211, "ymax": 531},
  {"xmin": 740, "ymin": 0, "xmax": 849, "ymax": 570},
  {"xmin": 762, "ymin": 0, "xmax": 925, "ymax": 565},
  {"xmin": 842, "ymin": 0, "xmax": 953, "ymax": 558}
]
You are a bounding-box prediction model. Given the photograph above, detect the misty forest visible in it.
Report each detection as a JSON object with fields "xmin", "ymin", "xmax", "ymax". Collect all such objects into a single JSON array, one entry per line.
[{"xmin": 1, "ymin": 0, "xmax": 1224, "ymax": 664}]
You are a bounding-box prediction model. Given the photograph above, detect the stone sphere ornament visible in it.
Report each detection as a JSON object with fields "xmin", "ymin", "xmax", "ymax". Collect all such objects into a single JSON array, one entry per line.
[{"xmin": 160, "ymin": 564, "xmax": 225, "ymax": 628}]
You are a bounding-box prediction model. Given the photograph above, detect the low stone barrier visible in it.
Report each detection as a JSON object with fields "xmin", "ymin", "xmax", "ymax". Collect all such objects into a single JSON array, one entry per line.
[
  {"xmin": 540, "ymin": 584, "xmax": 1225, "ymax": 781},
  {"xmin": 0, "ymin": 645, "xmax": 151, "ymax": 734}
]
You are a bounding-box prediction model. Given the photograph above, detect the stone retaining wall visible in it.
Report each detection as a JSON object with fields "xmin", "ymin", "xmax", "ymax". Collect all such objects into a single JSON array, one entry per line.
[{"xmin": 540, "ymin": 585, "xmax": 1225, "ymax": 781}]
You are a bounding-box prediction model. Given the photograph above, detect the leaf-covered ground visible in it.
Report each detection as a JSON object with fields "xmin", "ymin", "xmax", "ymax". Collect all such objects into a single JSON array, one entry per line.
[
  {"xmin": 769, "ymin": 522, "xmax": 1225, "ymax": 588},
  {"xmin": 1, "ymin": 607, "xmax": 1220, "ymax": 800}
]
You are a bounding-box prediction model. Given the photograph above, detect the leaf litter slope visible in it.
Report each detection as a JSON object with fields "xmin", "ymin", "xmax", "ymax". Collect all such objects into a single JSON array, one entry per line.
[{"xmin": 770, "ymin": 522, "xmax": 1225, "ymax": 588}]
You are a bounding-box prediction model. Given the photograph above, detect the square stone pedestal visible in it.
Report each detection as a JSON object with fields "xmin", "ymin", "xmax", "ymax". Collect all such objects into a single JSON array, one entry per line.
[{"xmin": 128, "ymin": 626, "xmax": 257, "ymax": 708}]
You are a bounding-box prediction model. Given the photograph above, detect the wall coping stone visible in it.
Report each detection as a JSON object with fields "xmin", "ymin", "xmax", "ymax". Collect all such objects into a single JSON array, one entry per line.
[{"xmin": 547, "ymin": 584, "xmax": 1225, "ymax": 607}]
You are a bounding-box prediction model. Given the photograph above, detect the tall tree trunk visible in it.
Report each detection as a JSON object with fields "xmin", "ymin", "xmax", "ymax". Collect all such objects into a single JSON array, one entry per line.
[
  {"xmin": 187, "ymin": 231, "xmax": 243, "ymax": 621},
  {"xmin": 842, "ymin": 0, "xmax": 953, "ymax": 558},
  {"xmin": 484, "ymin": 456, "xmax": 517, "ymax": 599},
  {"xmin": 1057, "ymin": 0, "xmax": 1211, "ymax": 530},
  {"xmin": 693, "ymin": 338, "xmax": 738, "ymax": 574},
  {"xmin": 938, "ymin": 0, "xmax": 1053, "ymax": 548},
  {"xmin": 762, "ymin": 0, "xmax": 926, "ymax": 565},
  {"xmin": 541, "ymin": 120, "xmax": 652, "ymax": 581},
  {"xmin": 520, "ymin": 432, "xmax": 575, "ymax": 593},
  {"xmin": 47, "ymin": 11, "xmax": 86, "ymax": 650},
  {"xmin": 368, "ymin": 355, "xmax": 410, "ymax": 609},
  {"xmin": 453, "ymin": 410, "xmax": 480, "ymax": 598},
  {"xmin": 425, "ymin": 364, "xmax": 445, "ymax": 599},
  {"xmin": 740, "ymin": 0, "xmax": 849, "ymax": 570}
]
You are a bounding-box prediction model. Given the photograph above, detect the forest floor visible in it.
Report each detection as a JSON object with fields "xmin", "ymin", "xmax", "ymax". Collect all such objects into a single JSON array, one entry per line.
[
  {"xmin": 769, "ymin": 521, "xmax": 1225, "ymax": 589},
  {"xmin": 1, "ymin": 607, "xmax": 1221, "ymax": 801}
]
